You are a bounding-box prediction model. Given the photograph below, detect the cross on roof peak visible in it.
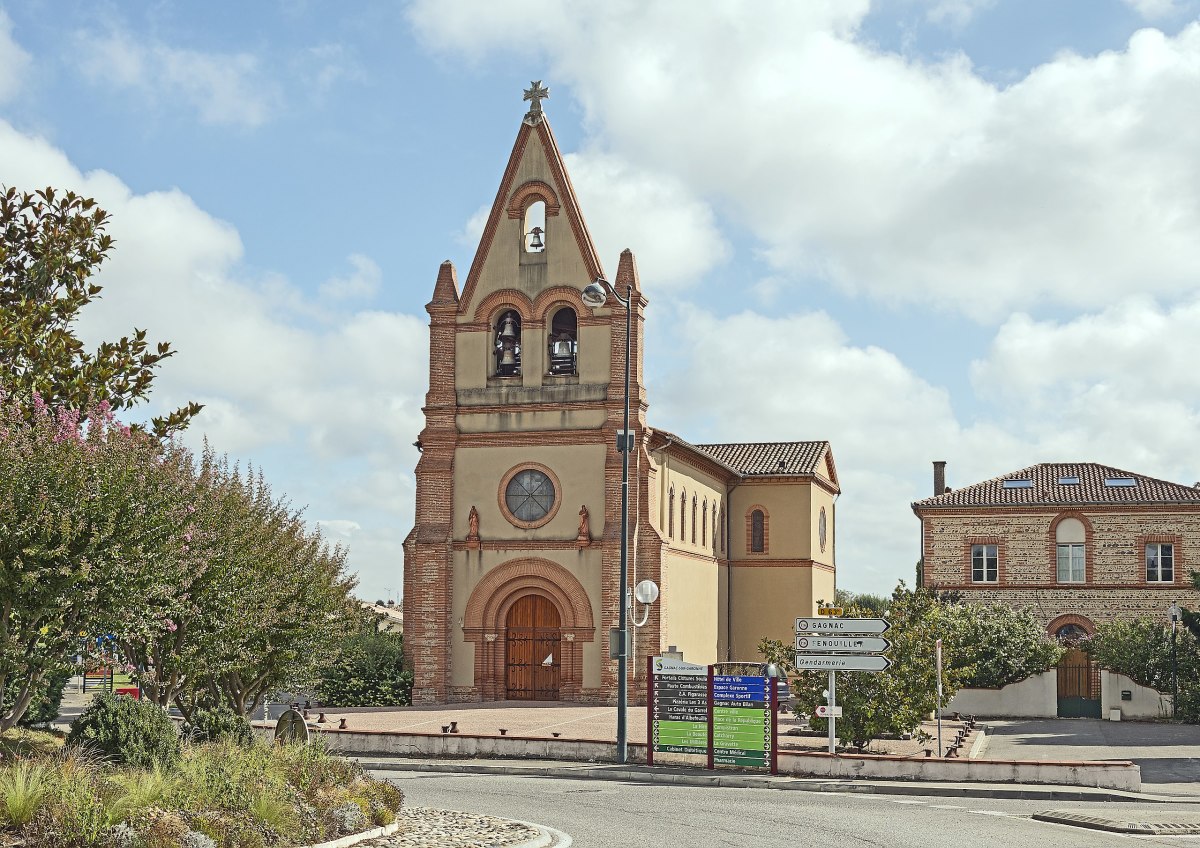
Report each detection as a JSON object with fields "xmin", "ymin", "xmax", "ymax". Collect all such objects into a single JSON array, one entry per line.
[{"xmin": 523, "ymin": 81, "xmax": 549, "ymax": 125}]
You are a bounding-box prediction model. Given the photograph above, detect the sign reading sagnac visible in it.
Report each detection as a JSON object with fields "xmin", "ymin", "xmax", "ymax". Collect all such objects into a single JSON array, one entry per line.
[
  {"xmin": 649, "ymin": 656, "xmax": 708, "ymax": 755},
  {"xmin": 712, "ymin": 674, "xmax": 772, "ymax": 768}
]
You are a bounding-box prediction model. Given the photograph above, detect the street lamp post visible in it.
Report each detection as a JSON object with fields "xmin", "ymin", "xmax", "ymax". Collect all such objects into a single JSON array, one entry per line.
[
  {"xmin": 582, "ymin": 276, "xmax": 634, "ymax": 763},
  {"xmin": 1169, "ymin": 602, "xmax": 1180, "ymax": 719}
]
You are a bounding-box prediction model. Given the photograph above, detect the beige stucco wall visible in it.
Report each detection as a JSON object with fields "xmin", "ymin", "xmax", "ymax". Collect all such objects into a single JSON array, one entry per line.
[
  {"xmin": 730, "ymin": 482, "xmax": 813, "ymax": 560},
  {"xmin": 810, "ymin": 485, "xmax": 836, "ymax": 568},
  {"xmin": 728, "ymin": 564, "xmax": 820, "ymax": 661},
  {"xmin": 659, "ymin": 549, "xmax": 721, "ymax": 665},
  {"xmin": 659, "ymin": 460, "xmax": 726, "ymax": 555}
]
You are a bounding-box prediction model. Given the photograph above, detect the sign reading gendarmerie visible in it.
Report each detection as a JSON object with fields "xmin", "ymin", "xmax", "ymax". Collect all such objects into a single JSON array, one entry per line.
[
  {"xmin": 793, "ymin": 653, "xmax": 891, "ymax": 672},
  {"xmin": 650, "ymin": 656, "xmax": 708, "ymax": 755}
]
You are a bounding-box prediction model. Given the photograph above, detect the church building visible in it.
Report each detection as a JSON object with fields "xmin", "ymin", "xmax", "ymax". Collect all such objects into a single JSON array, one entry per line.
[{"xmin": 402, "ymin": 85, "xmax": 840, "ymax": 705}]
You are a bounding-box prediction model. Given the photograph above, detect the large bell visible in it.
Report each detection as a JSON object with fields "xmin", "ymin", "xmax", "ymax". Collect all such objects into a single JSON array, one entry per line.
[
  {"xmin": 553, "ymin": 338, "xmax": 573, "ymax": 357},
  {"xmin": 500, "ymin": 346, "xmax": 517, "ymax": 367},
  {"xmin": 498, "ymin": 315, "xmax": 518, "ymax": 341},
  {"xmin": 528, "ymin": 226, "xmax": 544, "ymax": 250}
]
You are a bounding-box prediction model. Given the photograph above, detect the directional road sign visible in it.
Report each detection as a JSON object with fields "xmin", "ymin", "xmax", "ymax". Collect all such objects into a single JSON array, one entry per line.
[
  {"xmin": 793, "ymin": 653, "xmax": 892, "ymax": 672},
  {"xmin": 795, "ymin": 635, "xmax": 891, "ymax": 653},
  {"xmin": 795, "ymin": 617, "xmax": 890, "ymax": 635}
]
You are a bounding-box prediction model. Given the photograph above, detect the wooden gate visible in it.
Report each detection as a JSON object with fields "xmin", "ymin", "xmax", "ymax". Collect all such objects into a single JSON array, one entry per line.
[
  {"xmin": 1057, "ymin": 648, "xmax": 1101, "ymax": 718},
  {"xmin": 505, "ymin": 594, "xmax": 561, "ymax": 700}
]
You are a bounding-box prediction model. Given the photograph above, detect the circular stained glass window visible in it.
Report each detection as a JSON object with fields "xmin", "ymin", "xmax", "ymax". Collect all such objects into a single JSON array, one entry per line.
[{"xmin": 505, "ymin": 468, "xmax": 556, "ymax": 523}]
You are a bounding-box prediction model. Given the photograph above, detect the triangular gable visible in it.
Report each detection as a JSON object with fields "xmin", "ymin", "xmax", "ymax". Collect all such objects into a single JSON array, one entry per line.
[{"xmin": 457, "ymin": 116, "xmax": 605, "ymax": 316}]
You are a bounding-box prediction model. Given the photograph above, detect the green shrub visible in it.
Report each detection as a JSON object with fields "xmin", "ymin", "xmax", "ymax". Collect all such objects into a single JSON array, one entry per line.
[
  {"xmin": 67, "ymin": 693, "xmax": 180, "ymax": 768},
  {"xmin": 1, "ymin": 666, "xmax": 72, "ymax": 728},
  {"xmin": 181, "ymin": 703, "xmax": 256, "ymax": 747},
  {"xmin": 316, "ymin": 628, "xmax": 412, "ymax": 707},
  {"xmin": 1089, "ymin": 617, "xmax": 1200, "ymax": 723}
]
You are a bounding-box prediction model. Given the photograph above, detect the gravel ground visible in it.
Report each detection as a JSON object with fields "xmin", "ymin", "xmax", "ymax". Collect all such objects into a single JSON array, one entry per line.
[{"xmin": 363, "ymin": 807, "xmax": 541, "ymax": 847}]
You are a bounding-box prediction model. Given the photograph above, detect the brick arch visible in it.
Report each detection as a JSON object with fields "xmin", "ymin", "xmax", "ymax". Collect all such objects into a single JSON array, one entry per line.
[
  {"xmin": 746, "ymin": 503, "xmax": 770, "ymax": 555},
  {"xmin": 463, "ymin": 558, "xmax": 595, "ymax": 701},
  {"xmin": 506, "ymin": 180, "xmax": 562, "ymax": 219},
  {"xmin": 1048, "ymin": 511, "xmax": 1094, "ymax": 584},
  {"xmin": 1046, "ymin": 613, "xmax": 1097, "ymax": 638},
  {"xmin": 472, "ymin": 289, "xmax": 536, "ymax": 324},
  {"xmin": 533, "ymin": 286, "xmax": 589, "ymax": 320}
]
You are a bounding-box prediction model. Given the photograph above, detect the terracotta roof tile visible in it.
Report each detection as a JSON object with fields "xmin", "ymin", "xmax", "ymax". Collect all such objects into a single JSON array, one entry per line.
[
  {"xmin": 693, "ymin": 441, "xmax": 829, "ymax": 476},
  {"xmin": 913, "ymin": 462, "xmax": 1200, "ymax": 509}
]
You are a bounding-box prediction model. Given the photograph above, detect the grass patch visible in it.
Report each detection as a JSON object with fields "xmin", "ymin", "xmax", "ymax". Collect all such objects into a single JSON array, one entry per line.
[
  {"xmin": 0, "ymin": 738, "xmax": 403, "ymax": 847},
  {"xmin": 0, "ymin": 728, "xmax": 66, "ymax": 760}
]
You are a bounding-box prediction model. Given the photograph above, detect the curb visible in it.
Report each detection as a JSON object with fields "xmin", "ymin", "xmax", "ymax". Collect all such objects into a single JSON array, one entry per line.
[
  {"xmin": 967, "ymin": 727, "xmax": 989, "ymax": 759},
  {"xmin": 509, "ymin": 818, "xmax": 573, "ymax": 847},
  {"xmin": 1032, "ymin": 811, "xmax": 1200, "ymax": 835},
  {"xmin": 357, "ymin": 758, "xmax": 1166, "ymax": 803},
  {"xmin": 303, "ymin": 820, "xmax": 402, "ymax": 848}
]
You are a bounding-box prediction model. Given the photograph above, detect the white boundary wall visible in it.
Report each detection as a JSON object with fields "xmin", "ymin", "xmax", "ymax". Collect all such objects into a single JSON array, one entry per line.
[{"xmin": 945, "ymin": 670, "xmax": 1171, "ymax": 720}]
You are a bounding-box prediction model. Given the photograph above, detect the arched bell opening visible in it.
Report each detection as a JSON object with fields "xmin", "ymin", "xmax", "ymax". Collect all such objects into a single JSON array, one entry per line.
[
  {"xmin": 523, "ymin": 200, "xmax": 546, "ymax": 253},
  {"xmin": 494, "ymin": 310, "xmax": 522, "ymax": 377},
  {"xmin": 547, "ymin": 306, "xmax": 577, "ymax": 375}
]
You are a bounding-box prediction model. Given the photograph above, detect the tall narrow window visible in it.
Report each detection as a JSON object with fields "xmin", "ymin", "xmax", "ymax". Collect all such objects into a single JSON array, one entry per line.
[
  {"xmin": 523, "ymin": 201, "xmax": 546, "ymax": 252},
  {"xmin": 667, "ymin": 485, "xmax": 674, "ymax": 539},
  {"xmin": 1055, "ymin": 517, "xmax": 1086, "ymax": 583},
  {"xmin": 971, "ymin": 544, "xmax": 998, "ymax": 582},
  {"xmin": 680, "ymin": 490, "xmax": 687, "ymax": 544},
  {"xmin": 1147, "ymin": 543, "xmax": 1174, "ymax": 582},
  {"xmin": 750, "ymin": 510, "xmax": 765, "ymax": 553},
  {"xmin": 712, "ymin": 503, "xmax": 718, "ymax": 553},
  {"xmin": 547, "ymin": 307, "xmax": 577, "ymax": 375},
  {"xmin": 719, "ymin": 506, "xmax": 725, "ymax": 553},
  {"xmin": 493, "ymin": 310, "xmax": 522, "ymax": 377},
  {"xmin": 701, "ymin": 498, "xmax": 708, "ymax": 549},
  {"xmin": 691, "ymin": 497, "xmax": 698, "ymax": 544}
]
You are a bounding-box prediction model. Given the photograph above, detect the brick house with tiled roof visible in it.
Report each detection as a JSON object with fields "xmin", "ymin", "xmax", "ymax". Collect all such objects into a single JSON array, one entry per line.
[
  {"xmin": 912, "ymin": 461, "xmax": 1200, "ymax": 637},
  {"xmin": 402, "ymin": 90, "xmax": 838, "ymax": 705}
]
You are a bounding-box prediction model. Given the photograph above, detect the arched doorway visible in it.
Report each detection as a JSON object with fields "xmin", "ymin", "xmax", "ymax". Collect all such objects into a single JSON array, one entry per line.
[
  {"xmin": 505, "ymin": 594, "xmax": 561, "ymax": 700},
  {"xmin": 1050, "ymin": 615, "xmax": 1100, "ymax": 718}
]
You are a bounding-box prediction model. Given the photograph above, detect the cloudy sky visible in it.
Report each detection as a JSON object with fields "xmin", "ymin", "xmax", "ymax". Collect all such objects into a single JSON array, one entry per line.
[{"xmin": 2, "ymin": 0, "xmax": 1199, "ymax": 601}]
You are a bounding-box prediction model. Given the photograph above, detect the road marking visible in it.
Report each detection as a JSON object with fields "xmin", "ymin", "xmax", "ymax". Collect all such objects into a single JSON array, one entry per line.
[
  {"xmin": 890, "ymin": 799, "xmax": 927, "ymax": 805},
  {"xmin": 968, "ymin": 810, "xmax": 1016, "ymax": 817},
  {"xmin": 929, "ymin": 804, "xmax": 965, "ymax": 810}
]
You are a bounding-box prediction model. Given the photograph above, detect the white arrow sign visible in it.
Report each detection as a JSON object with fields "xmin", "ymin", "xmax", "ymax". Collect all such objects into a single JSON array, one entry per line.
[
  {"xmin": 794, "ymin": 653, "xmax": 892, "ymax": 672},
  {"xmin": 795, "ymin": 636, "xmax": 891, "ymax": 653},
  {"xmin": 795, "ymin": 617, "xmax": 890, "ymax": 635},
  {"xmin": 815, "ymin": 705, "xmax": 843, "ymax": 718}
]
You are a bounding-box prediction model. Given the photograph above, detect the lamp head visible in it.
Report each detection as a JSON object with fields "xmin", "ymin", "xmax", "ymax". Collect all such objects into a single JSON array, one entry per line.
[
  {"xmin": 634, "ymin": 579, "xmax": 659, "ymax": 605},
  {"xmin": 581, "ymin": 278, "xmax": 609, "ymax": 308}
]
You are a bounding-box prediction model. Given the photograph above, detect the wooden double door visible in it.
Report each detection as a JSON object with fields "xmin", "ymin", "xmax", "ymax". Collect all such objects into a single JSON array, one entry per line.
[{"xmin": 505, "ymin": 594, "xmax": 561, "ymax": 700}]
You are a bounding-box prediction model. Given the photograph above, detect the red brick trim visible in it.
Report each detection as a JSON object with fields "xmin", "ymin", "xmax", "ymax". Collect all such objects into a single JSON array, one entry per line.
[
  {"xmin": 472, "ymin": 290, "xmax": 535, "ymax": 324},
  {"xmin": 1049, "ymin": 511, "xmax": 1094, "ymax": 585},
  {"xmin": 461, "ymin": 558, "xmax": 596, "ymax": 701},
  {"xmin": 1046, "ymin": 613, "xmax": 1097, "ymax": 637},
  {"xmin": 1138, "ymin": 533, "xmax": 1184, "ymax": 586},
  {"xmin": 963, "ymin": 536, "xmax": 1005, "ymax": 585},
  {"xmin": 534, "ymin": 287, "xmax": 590, "ymax": 320},
  {"xmin": 746, "ymin": 504, "xmax": 769, "ymax": 555},
  {"xmin": 505, "ymin": 179, "xmax": 562, "ymax": 219},
  {"xmin": 498, "ymin": 462, "xmax": 563, "ymax": 530},
  {"xmin": 730, "ymin": 558, "xmax": 829, "ymax": 570}
]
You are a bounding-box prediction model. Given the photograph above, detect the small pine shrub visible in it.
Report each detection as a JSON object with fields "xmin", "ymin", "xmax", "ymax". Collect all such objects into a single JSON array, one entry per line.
[
  {"xmin": 67, "ymin": 693, "xmax": 180, "ymax": 769},
  {"xmin": 181, "ymin": 703, "xmax": 256, "ymax": 747}
]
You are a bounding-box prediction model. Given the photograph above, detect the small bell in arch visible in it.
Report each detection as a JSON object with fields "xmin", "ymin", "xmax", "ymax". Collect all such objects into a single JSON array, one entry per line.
[
  {"xmin": 498, "ymin": 315, "xmax": 518, "ymax": 341},
  {"xmin": 527, "ymin": 226, "xmax": 544, "ymax": 251}
]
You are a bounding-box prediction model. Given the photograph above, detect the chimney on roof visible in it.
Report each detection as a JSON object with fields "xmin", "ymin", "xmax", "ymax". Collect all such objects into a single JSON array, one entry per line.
[{"xmin": 933, "ymin": 461, "xmax": 947, "ymax": 496}]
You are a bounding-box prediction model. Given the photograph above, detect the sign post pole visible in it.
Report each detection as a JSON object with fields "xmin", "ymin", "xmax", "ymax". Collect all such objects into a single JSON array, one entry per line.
[
  {"xmin": 646, "ymin": 655, "xmax": 655, "ymax": 767},
  {"xmin": 935, "ymin": 638, "xmax": 943, "ymax": 758},
  {"xmin": 827, "ymin": 670, "xmax": 836, "ymax": 756}
]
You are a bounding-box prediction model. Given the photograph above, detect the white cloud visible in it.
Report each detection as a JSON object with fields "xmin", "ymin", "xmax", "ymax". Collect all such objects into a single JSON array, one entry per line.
[
  {"xmin": 410, "ymin": 3, "xmax": 1200, "ymax": 320},
  {"xmin": 74, "ymin": 27, "xmax": 280, "ymax": 128},
  {"xmin": 924, "ymin": 0, "xmax": 996, "ymax": 28},
  {"xmin": 302, "ymin": 43, "xmax": 367, "ymax": 96},
  {"xmin": 564, "ymin": 152, "xmax": 729, "ymax": 288},
  {"xmin": 320, "ymin": 254, "xmax": 382, "ymax": 301},
  {"xmin": 1122, "ymin": 0, "xmax": 1185, "ymax": 20},
  {"xmin": 0, "ymin": 10, "xmax": 30, "ymax": 102},
  {"xmin": 0, "ymin": 116, "xmax": 426, "ymax": 601}
]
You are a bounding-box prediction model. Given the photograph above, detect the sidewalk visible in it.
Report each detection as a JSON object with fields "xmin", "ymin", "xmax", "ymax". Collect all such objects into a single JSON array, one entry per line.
[{"xmin": 354, "ymin": 754, "xmax": 1194, "ymax": 804}]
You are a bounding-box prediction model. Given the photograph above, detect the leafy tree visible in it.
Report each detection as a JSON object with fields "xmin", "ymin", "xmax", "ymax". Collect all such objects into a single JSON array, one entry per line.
[
  {"xmin": 0, "ymin": 186, "xmax": 200, "ymax": 437},
  {"xmin": 119, "ymin": 450, "xmax": 357, "ymax": 718},
  {"xmin": 950, "ymin": 603, "xmax": 1062, "ymax": 688},
  {"xmin": 1088, "ymin": 617, "xmax": 1200, "ymax": 722},
  {"xmin": 317, "ymin": 616, "xmax": 412, "ymax": 708},
  {"xmin": 0, "ymin": 397, "xmax": 191, "ymax": 731},
  {"xmin": 834, "ymin": 589, "xmax": 891, "ymax": 616}
]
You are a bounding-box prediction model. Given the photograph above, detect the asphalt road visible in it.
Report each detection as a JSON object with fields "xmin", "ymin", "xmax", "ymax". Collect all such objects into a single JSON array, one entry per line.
[{"xmin": 376, "ymin": 770, "xmax": 1199, "ymax": 848}]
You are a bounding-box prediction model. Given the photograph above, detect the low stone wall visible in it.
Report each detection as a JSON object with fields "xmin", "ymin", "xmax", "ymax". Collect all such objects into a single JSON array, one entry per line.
[
  {"xmin": 777, "ymin": 750, "xmax": 1140, "ymax": 791},
  {"xmin": 276, "ymin": 726, "xmax": 1139, "ymax": 792},
  {"xmin": 945, "ymin": 672, "xmax": 1057, "ymax": 718},
  {"xmin": 1101, "ymin": 672, "xmax": 1172, "ymax": 720}
]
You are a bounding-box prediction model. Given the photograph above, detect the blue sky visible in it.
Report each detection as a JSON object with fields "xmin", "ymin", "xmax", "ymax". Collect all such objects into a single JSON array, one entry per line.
[{"xmin": 3, "ymin": 0, "xmax": 1200, "ymax": 602}]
